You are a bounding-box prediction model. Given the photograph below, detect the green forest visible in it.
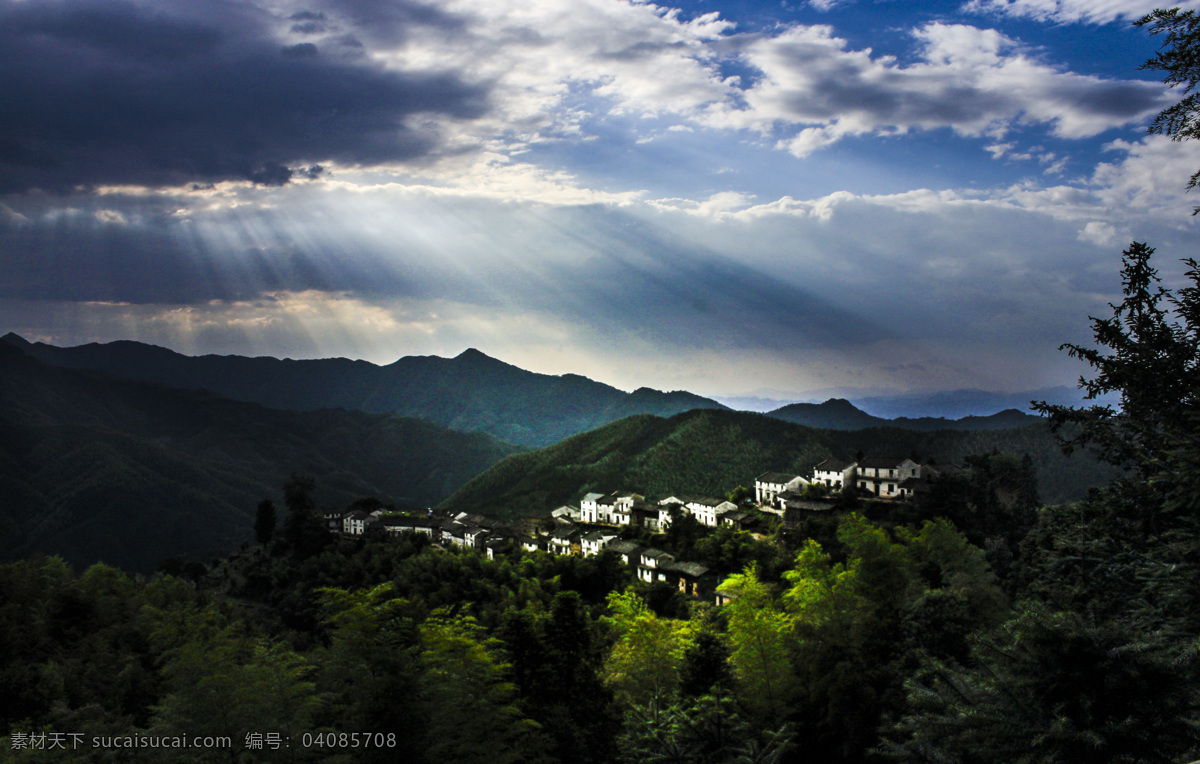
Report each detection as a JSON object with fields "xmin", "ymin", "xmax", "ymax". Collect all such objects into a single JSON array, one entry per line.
[{"xmin": 2, "ymin": 241, "xmax": 1199, "ymax": 762}]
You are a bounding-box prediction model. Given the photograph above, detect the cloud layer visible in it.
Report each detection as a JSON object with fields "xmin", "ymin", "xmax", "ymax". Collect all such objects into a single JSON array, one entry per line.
[
  {"xmin": 0, "ymin": 0, "xmax": 487, "ymax": 193},
  {"xmin": 1, "ymin": 0, "xmax": 1172, "ymax": 195},
  {"xmin": 963, "ymin": 0, "xmax": 1200, "ymax": 25},
  {"xmin": 2, "ymin": 0, "xmax": 1196, "ymax": 397}
]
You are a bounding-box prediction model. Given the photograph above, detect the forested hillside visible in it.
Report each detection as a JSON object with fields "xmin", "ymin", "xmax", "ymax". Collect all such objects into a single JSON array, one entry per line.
[
  {"xmin": 1, "ymin": 243, "xmax": 1196, "ymax": 764},
  {"xmin": 0, "ymin": 343, "xmax": 520, "ymax": 572},
  {"xmin": 440, "ymin": 407, "xmax": 1115, "ymax": 519}
]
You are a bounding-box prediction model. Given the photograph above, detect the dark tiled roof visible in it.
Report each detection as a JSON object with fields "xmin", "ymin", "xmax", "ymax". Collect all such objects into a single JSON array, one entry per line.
[
  {"xmin": 756, "ymin": 471, "xmax": 801, "ymax": 484},
  {"xmin": 666, "ymin": 561, "xmax": 710, "ymax": 578},
  {"xmin": 608, "ymin": 541, "xmax": 642, "ymax": 555},
  {"xmin": 814, "ymin": 459, "xmax": 856, "ymax": 472},
  {"xmin": 681, "ymin": 495, "xmax": 725, "ymax": 507}
]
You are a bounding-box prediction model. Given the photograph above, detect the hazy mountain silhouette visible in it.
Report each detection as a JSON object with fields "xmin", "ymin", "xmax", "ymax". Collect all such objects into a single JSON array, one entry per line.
[
  {"xmin": 2, "ymin": 334, "xmax": 727, "ymax": 448},
  {"xmin": 767, "ymin": 398, "xmax": 1040, "ymax": 431}
]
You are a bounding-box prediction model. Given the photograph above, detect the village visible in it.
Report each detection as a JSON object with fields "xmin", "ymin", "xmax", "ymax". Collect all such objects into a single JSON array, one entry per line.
[{"xmin": 327, "ymin": 456, "xmax": 963, "ymax": 602}]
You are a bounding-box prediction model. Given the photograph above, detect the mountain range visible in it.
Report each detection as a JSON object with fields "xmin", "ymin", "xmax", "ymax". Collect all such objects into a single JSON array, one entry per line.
[
  {"xmin": 0, "ymin": 335, "xmax": 1049, "ymax": 444},
  {"xmin": 1, "ymin": 334, "xmax": 726, "ymax": 448},
  {"xmin": 441, "ymin": 407, "xmax": 1114, "ymax": 520},
  {"xmin": 0, "ymin": 333, "xmax": 1112, "ymax": 571},
  {"xmin": 765, "ymin": 398, "xmax": 1039, "ymax": 431},
  {"xmin": 0, "ymin": 341, "xmax": 519, "ymax": 572}
]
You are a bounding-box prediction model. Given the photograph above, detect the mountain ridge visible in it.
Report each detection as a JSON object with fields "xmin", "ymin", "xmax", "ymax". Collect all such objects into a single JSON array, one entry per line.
[
  {"xmin": 0, "ymin": 340, "xmax": 521, "ymax": 572},
  {"xmin": 766, "ymin": 397, "xmax": 1041, "ymax": 431},
  {"xmin": 439, "ymin": 407, "xmax": 1114, "ymax": 520},
  {"xmin": 1, "ymin": 334, "xmax": 728, "ymax": 448}
]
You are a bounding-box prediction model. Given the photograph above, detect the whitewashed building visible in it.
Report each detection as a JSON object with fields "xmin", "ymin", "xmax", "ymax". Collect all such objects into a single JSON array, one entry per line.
[
  {"xmin": 580, "ymin": 491, "xmax": 643, "ymax": 525},
  {"xmin": 580, "ymin": 530, "xmax": 620, "ymax": 557},
  {"xmin": 638, "ymin": 548, "xmax": 676, "ymax": 583},
  {"xmin": 856, "ymin": 457, "xmax": 920, "ymax": 498},
  {"xmin": 755, "ymin": 472, "xmax": 809, "ymax": 506},
  {"xmin": 813, "ymin": 459, "xmax": 858, "ymax": 490},
  {"xmin": 682, "ymin": 496, "xmax": 738, "ymax": 527}
]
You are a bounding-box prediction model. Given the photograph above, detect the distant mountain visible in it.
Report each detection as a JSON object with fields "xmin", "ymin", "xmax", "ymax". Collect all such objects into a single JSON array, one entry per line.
[
  {"xmin": 1, "ymin": 334, "xmax": 727, "ymax": 448},
  {"xmin": 710, "ymin": 393, "xmax": 807, "ymax": 413},
  {"xmin": 0, "ymin": 342, "xmax": 520, "ymax": 572},
  {"xmin": 766, "ymin": 398, "xmax": 1041, "ymax": 431},
  {"xmin": 850, "ymin": 387, "xmax": 1118, "ymax": 419},
  {"xmin": 439, "ymin": 408, "xmax": 1116, "ymax": 520}
]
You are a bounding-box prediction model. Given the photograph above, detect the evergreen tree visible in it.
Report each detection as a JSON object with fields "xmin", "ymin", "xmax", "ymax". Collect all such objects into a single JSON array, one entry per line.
[
  {"xmin": 281, "ymin": 474, "xmax": 327, "ymax": 558},
  {"xmin": 1033, "ymin": 243, "xmax": 1199, "ymax": 488},
  {"xmin": 887, "ymin": 243, "xmax": 1200, "ymax": 761},
  {"xmin": 254, "ymin": 498, "xmax": 276, "ymax": 545},
  {"xmin": 1137, "ymin": 8, "xmax": 1200, "ymax": 207}
]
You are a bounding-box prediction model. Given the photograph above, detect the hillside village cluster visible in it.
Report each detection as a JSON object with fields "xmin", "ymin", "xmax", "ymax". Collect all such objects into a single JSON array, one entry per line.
[{"xmin": 328, "ymin": 456, "xmax": 960, "ymax": 601}]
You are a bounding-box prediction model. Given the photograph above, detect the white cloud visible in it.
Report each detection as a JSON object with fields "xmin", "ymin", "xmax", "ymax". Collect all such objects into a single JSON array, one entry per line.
[
  {"xmin": 374, "ymin": 0, "xmax": 736, "ymax": 156},
  {"xmin": 0, "ymin": 203, "xmax": 28, "ymax": 224},
  {"xmin": 94, "ymin": 209, "xmax": 129, "ymax": 225},
  {"xmin": 1078, "ymin": 220, "xmax": 1121, "ymax": 246},
  {"xmin": 272, "ymin": 1, "xmax": 1171, "ymax": 171},
  {"xmin": 647, "ymin": 190, "xmax": 755, "ymax": 217},
  {"xmin": 962, "ymin": 0, "xmax": 1200, "ymax": 25},
  {"xmin": 985, "ymin": 142, "xmax": 1015, "ymax": 158},
  {"xmin": 710, "ymin": 22, "xmax": 1170, "ymax": 156},
  {"xmin": 807, "ymin": 0, "xmax": 850, "ymax": 10}
]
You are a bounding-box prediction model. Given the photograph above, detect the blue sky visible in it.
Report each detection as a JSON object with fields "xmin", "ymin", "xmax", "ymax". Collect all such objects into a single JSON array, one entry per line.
[{"xmin": 2, "ymin": 0, "xmax": 1198, "ymax": 401}]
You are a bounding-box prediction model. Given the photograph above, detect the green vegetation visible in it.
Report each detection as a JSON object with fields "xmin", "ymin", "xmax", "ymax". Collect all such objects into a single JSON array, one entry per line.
[
  {"xmin": 440, "ymin": 407, "xmax": 1114, "ymax": 520},
  {"xmin": 2, "ymin": 240, "xmax": 1197, "ymax": 762},
  {"xmin": 0, "ymin": 343, "xmax": 520, "ymax": 572}
]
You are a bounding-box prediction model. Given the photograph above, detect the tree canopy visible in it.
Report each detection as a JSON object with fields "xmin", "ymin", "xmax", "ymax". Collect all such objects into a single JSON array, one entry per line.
[{"xmin": 1138, "ymin": 8, "xmax": 1200, "ymax": 206}]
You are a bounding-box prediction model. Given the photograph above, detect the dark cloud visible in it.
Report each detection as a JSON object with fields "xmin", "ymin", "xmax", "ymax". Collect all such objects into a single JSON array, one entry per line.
[
  {"xmin": 281, "ymin": 42, "xmax": 320, "ymax": 58},
  {"xmin": 0, "ymin": 0, "xmax": 488, "ymax": 194},
  {"xmin": 316, "ymin": 0, "xmax": 466, "ymax": 45},
  {"xmin": 1060, "ymin": 82, "xmax": 1166, "ymax": 119}
]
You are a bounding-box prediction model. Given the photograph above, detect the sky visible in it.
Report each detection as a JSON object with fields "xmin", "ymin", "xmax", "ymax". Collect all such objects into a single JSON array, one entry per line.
[{"xmin": 2, "ymin": 0, "xmax": 1199, "ymax": 401}]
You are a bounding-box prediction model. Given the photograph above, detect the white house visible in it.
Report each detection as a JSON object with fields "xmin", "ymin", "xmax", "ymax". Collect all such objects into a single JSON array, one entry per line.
[
  {"xmin": 638, "ymin": 548, "xmax": 676, "ymax": 583},
  {"xmin": 342, "ymin": 510, "xmax": 373, "ymax": 536},
  {"xmin": 581, "ymin": 491, "xmax": 643, "ymax": 525},
  {"xmin": 812, "ymin": 459, "xmax": 858, "ymax": 490},
  {"xmin": 579, "ymin": 493, "xmax": 606, "ymax": 524},
  {"xmin": 856, "ymin": 457, "xmax": 920, "ymax": 498},
  {"xmin": 549, "ymin": 527, "xmax": 581, "ymax": 555},
  {"xmin": 379, "ymin": 515, "xmax": 438, "ymax": 538},
  {"xmin": 552, "ymin": 505, "xmax": 581, "ymax": 523},
  {"xmin": 580, "ymin": 530, "xmax": 620, "ymax": 557},
  {"xmin": 681, "ymin": 496, "xmax": 738, "ymax": 527},
  {"xmin": 754, "ymin": 472, "xmax": 809, "ymax": 506}
]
